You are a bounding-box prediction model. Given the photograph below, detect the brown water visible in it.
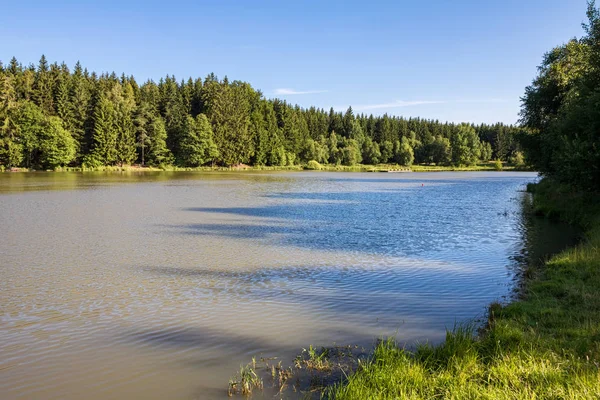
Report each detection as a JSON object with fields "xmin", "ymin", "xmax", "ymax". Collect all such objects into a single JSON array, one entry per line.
[{"xmin": 0, "ymin": 171, "xmax": 575, "ymax": 399}]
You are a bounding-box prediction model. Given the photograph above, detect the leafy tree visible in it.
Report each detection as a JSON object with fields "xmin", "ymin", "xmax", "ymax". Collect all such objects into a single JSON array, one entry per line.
[
  {"xmin": 451, "ymin": 124, "xmax": 481, "ymax": 166},
  {"xmin": 341, "ymin": 138, "xmax": 362, "ymax": 165},
  {"xmin": 362, "ymin": 137, "xmax": 381, "ymax": 165},
  {"xmin": 394, "ymin": 136, "xmax": 414, "ymax": 166},
  {"xmin": 429, "ymin": 136, "xmax": 451, "ymax": 165},
  {"xmin": 380, "ymin": 140, "xmax": 394, "ymax": 163},
  {"xmin": 519, "ymin": 1, "xmax": 600, "ymax": 189},
  {"xmin": 12, "ymin": 101, "xmax": 45, "ymax": 168},
  {"xmin": 480, "ymin": 141, "xmax": 493, "ymax": 162},
  {"xmin": 37, "ymin": 116, "xmax": 76, "ymax": 169}
]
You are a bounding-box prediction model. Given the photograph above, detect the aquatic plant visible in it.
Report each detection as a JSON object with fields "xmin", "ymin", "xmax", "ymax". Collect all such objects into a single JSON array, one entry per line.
[{"xmin": 227, "ymin": 364, "xmax": 263, "ymax": 397}]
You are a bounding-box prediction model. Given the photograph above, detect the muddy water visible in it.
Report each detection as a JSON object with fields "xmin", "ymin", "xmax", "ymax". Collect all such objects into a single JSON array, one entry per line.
[{"xmin": 0, "ymin": 171, "xmax": 572, "ymax": 399}]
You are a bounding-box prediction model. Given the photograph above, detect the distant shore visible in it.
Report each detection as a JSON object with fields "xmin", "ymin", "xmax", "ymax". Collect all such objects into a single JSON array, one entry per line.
[{"xmin": 1, "ymin": 161, "xmax": 531, "ymax": 173}]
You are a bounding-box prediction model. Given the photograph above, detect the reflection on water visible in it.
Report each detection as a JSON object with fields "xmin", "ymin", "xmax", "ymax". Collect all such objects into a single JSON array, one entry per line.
[{"xmin": 0, "ymin": 171, "xmax": 576, "ymax": 399}]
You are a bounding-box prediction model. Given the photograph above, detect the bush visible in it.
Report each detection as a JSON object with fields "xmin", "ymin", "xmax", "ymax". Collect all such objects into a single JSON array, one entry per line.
[
  {"xmin": 493, "ymin": 159, "xmax": 503, "ymax": 171},
  {"xmin": 510, "ymin": 151, "xmax": 525, "ymax": 167},
  {"xmin": 305, "ymin": 160, "xmax": 322, "ymax": 170}
]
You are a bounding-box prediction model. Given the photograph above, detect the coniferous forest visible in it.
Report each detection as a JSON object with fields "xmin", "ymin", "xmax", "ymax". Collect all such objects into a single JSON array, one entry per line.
[{"xmin": 0, "ymin": 56, "xmax": 524, "ymax": 170}]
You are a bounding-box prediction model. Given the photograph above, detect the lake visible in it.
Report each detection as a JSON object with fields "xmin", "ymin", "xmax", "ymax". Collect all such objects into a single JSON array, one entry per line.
[{"xmin": 0, "ymin": 171, "xmax": 575, "ymax": 399}]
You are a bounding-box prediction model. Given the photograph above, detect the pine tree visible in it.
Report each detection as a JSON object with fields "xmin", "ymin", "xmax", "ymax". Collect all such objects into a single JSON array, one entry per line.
[
  {"xmin": 203, "ymin": 79, "xmax": 253, "ymax": 165},
  {"xmin": 146, "ymin": 114, "xmax": 172, "ymax": 166},
  {"xmin": 33, "ymin": 55, "xmax": 54, "ymax": 114},
  {"xmin": 115, "ymin": 83, "xmax": 137, "ymax": 165},
  {"xmin": 85, "ymin": 95, "xmax": 117, "ymax": 167},
  {"xmin": 55, "ymin": 73, "xmax": 72, "ymax": 131},
  {"xmin": 69, "ymin": 62, "xmax": 91, "ymax": 160},
  {"xmin": 0, "ymin": 72, "xmax": 22, "ymax": 168},
  {"xmin": 179, "ymin": 114, "xmax": 219, "ymax": 167}
]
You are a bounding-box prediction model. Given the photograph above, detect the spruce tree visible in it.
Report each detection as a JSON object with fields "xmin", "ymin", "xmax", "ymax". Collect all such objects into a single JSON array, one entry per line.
[
  {"xmin": 85, "ymin": 95, "xmax": 117, "ymax": 167},
  {"xmin": 146, "ymin": 114, "xmax": 172, "ymax": 166},
  {"xmin": 179, "ymin": 113, "xmax": 218, "ymax": 167},
  {"xmin": 32, "ymin": 55, "xmax": 54, "ymax": 114},
  {"xmin": 115, "ymin": 83, "xmax": 137, "ymax": 165}
]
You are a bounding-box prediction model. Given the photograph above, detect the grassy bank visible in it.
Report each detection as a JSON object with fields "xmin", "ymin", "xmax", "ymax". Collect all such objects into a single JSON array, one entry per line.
[
  {"xmin": 327, "ymin": 179, "xmax": 600, "ymax": 399},
  {"xmin": 2, "ymin": 161, "xmax": 529, "ymax": 173}
]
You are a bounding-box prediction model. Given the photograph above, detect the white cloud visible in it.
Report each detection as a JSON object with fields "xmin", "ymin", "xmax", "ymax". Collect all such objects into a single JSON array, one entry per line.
[{"xmin": 273, "ymin": 88, "xmax": 328, "ymax": 95}]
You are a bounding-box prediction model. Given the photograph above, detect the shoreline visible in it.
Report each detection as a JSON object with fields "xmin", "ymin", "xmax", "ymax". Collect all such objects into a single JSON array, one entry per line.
[{"xmin": 0, "ymin": 162, "xmax": 531, "ymax": 174}]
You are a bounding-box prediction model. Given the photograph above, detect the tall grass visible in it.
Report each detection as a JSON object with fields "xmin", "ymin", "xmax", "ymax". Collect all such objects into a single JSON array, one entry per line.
[{"xmin": 328, "ymin": 179, "xmax": 600, "ymax": 399}]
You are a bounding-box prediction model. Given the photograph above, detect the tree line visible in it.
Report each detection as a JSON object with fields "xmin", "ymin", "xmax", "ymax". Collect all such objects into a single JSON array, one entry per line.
[
  {"xmin": 0, "ymin": 56, "xmax": 523, "ymax": 170},
  {"xmin": 520, "ymin": 1, "xmax": 600, "ymax": 191}
]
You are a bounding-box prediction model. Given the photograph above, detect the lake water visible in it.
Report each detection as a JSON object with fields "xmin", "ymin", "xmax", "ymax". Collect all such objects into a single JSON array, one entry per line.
[{"xmin": 0, "ymin": 171, "xmax": 574, "ymax": 399}]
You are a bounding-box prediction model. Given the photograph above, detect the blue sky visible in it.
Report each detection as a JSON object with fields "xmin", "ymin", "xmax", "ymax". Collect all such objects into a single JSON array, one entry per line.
[{"xmin": 0, "ymin": 0, "xmax": 588, "ymax": 124}]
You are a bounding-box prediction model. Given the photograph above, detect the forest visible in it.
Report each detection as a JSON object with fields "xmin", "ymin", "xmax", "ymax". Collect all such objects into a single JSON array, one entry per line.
[{"xmin": 0, "ymin": 56, "xmax": 524, "ymax": 170}]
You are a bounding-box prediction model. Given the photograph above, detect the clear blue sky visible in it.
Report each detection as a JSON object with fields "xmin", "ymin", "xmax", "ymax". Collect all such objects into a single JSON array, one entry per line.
[{"xmin": 0, "ymin": 0, "xmax": 588, "ymax": 124}]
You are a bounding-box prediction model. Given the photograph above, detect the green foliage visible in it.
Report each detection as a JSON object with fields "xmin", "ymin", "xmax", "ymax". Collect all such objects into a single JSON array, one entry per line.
[
  {"xmin": 380, "ymin": 140, "xmax": 394, "ymax": 163},
  {"xmin": 85, "ymin": 95, "xmax": 117, "ymax": 167},
  {"xmin": 393, "ymin": 136, "xmax": 414, "ymax": 166},
  {"xmin": 479, "ymin": 141, "xmax": 493, "ymax": 162},
  {"xmin": 179, "ymin": 114, "xmax": 219, "ymax": 167},
  {"xmin": 510, "ymin": 151, "xmax": 525, "ymax": 167},
  {"xmin": 11, "ymin": 101, "xmax": 45, "ymax": 168},
  {"xmin": 305, "ymin": 160, "xmax": 322, "ymax": 170},
  {"xmin": 0, "ymin": 114, "xmax": 23, "ymax": 167},
  {"xmin": 341, "ymin": 138, "xmax": 362, "ymax": 166},
  {"xmin": 203, "ymin": 79, "xmax": 253, "ymax": 165},
  {"xmin": 37, "ymin": 116, "xmax": 76, "ymax": 169},
  {"xmin": 146, "ymin": 115, "xmax": 173, "ymax": 166},
  {"xmin": 451, "ymin": 124, "xmax": 481, "ymax": 166},
  {"xmin": 519, "ymin": 1, "xmax": 600, "ymax": 191},
  {"xmin": 362, "ymin": 137, "xmax": 381, "ymax": 165},
  {"xmin": 424, "ymin": 135, "xmax": 451, "ymax": 165},
  {"xmin": 115, "ymin": 83, "xmax": 137, "ymax": 165}
]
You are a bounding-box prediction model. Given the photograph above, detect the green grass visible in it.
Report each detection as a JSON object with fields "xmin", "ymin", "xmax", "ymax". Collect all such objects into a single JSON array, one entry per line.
[{"xmin": 327, "ymin": 179, "xmax": 600, "ymax": 399}]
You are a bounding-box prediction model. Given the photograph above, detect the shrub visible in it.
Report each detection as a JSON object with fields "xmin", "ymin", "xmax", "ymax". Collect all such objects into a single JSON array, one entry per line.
[{"xmin": 305, "ymin": 160, "xmax": 322, "ymax": 170}]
